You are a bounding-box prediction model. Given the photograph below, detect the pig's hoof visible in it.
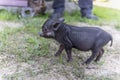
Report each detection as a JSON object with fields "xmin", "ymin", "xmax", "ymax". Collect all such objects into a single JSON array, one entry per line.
[
  {"xmin": 82, "ymin": 62, "xmax": 86, "ymax": 65},
  {"xmin": 67, "ymin": 58, "xmax": 73, "ymax": 62},
  {"xmin": 94, "ymin": 59, "xmax": 100, "ymax": 62},
  {"xmin": 81, "ymin": 63, "xmax": 94, "ymax": 69},
  {"xmin": 54, "ymin": 53, "xmax": 60, "ymax": 57},
  {"xmin": 84, "ymin": 60, "xmax": 91, "ymax": 65},
  {"xmin": 86, "ymin": 65, "xmax": 97, "ymax": 69},
  {"xmin": 94, "ymin": 59, "xmax": 98, "ymax": 62},
  {"xmin": 82, "ymin": 61, "xmax": 90, "ymax": 66}
]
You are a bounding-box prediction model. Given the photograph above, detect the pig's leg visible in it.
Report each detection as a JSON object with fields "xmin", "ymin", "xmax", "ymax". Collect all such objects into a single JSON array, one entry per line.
[
  {"xmin": 55, "ymin": 44, "xmax": 65, "ymax": 56},
  {"xmin": 65, "ymin": 48, "xmax": 72, "ymax": 62},
  {"xmin": 94, "ymin": 48, "xmax": 104, "ymax": 62},
  {"xmin": 85, "ymin": 38, "xmax": 108, "ymax": 65},
  {"xmin": 84, "ymin": 49, "xmax": 99, "ymax": 65}
]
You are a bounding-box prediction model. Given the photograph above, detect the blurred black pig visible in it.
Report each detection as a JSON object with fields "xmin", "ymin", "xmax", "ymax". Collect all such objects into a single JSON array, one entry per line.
[{"xmin": 39, "ymin": 18, "xmax": 113, "ymax": 65}]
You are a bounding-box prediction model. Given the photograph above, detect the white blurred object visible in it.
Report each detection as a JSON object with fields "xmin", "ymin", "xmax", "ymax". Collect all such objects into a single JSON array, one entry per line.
[{"xmin": 94, "ymin": 0, "xmax": 120, "ymax": 10}]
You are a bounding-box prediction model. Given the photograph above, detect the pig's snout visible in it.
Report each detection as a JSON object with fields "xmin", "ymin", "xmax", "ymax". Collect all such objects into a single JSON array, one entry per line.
[
  {"xmin": 38, "ymin": 32, "xmax": 44, "ymax": 37},
  {"xmin": 38, "ymin": 31, "xmax": 55, "ymax": 38}
]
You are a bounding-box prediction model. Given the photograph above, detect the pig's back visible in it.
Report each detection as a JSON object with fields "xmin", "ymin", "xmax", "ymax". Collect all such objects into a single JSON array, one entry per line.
[{"xmin": 69, "ymin": 25, "xmax": 103, "ymax": 33}]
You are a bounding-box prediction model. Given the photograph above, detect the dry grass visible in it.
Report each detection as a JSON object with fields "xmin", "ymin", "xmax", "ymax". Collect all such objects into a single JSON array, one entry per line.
[{"xmin": 0, "ymin": 7, "xmax": 120, "ymax": 80}]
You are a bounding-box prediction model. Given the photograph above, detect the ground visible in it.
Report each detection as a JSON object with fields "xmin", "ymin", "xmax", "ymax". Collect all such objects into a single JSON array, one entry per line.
[{"xmin": 0, "ymin": 21, "xmax": 120, "ymax": 80}]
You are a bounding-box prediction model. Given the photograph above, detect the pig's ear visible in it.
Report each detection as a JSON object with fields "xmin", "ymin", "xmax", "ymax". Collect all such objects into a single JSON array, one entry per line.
[
  {"xmin": 52, "ymin": 22, "xmax": 61, "ymax": 31},
  {"xmin": 52, "ymin": 18, "xmax": 64, "ymax": 31}
]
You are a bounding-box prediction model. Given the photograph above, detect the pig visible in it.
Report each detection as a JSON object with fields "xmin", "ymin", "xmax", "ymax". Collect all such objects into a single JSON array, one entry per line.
[{"xmin": 39, "ymin": 18, "xmax": 113, "ymax": 65}]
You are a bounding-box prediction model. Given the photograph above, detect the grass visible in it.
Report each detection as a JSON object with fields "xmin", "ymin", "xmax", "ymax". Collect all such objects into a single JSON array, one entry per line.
[
  {"xmin": 0, "ymin": 6, "xmax": 120, "ymax": 80},
  {"xmin": 94, "ymin": 6, "xmax": 120, "ymax": 28},
  {"xmin": 0, "ymin": 5, "xmax": 120, "ymax": 61},
  {"xmin": 0, "ymin": 6, "xmax": 120, "ymax": 27},
  {"xmin": 115, "ymin": 25, "xmax": 120, "ymax": 31},
  {"xmin": 0, "ymin": 5, "xmax": 119, "ymax": 60},
  {"xmin": 94, "ymin": 6, "xmax": 120, "ymax": 21},
  {"xmin": 84, "ymin": 75, "xmax": 113, "ymax": 80},
  {"xmin": 0, "ymin": 9, "xmax": 18, "ymax": 21},
  {"xmin": 64, "ymin": 6, "xmax": 120, "ymax": 28},
  {"xmin": 0, "ymin": 19, "xmax": 50, "ymax": 62}
]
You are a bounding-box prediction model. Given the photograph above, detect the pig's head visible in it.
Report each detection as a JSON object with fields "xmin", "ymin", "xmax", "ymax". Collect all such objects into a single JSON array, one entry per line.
[{"xmin": 39, "ymin": 18, "xmax": 64, "ymax": 38}]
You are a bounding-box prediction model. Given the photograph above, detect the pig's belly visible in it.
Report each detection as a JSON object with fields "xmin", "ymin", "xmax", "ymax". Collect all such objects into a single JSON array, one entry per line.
[
  {"xmin": 71, "ymin": 39, "xmax": 94, "ymax": 51},
  {"xmin": 73, "ymin": 44, "xmax": 92, "ymax": 51}
]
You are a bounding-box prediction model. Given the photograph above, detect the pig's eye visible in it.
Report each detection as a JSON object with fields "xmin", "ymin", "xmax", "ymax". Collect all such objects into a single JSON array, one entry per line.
[
  {"xmin": 43, "ymin": 28, "xmax": 47, "ymax": 32},
  {"xmin": 53, "ymin": 25, "xmax": 57, "ymax": 29}
]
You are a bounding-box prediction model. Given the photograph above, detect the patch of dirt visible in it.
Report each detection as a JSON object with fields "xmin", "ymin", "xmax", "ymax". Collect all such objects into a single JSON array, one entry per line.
[{"xmin": 0, "ymin": 21, "xmax": 120, "ymax": 80}]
